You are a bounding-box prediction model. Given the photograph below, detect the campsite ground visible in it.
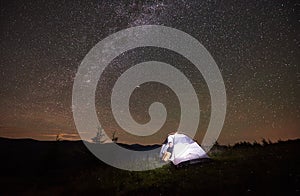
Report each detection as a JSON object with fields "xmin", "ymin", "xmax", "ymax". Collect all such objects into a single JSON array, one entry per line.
[{"xmin": 0, "ymin": 138, "xmax": 299, "ymax": 195}]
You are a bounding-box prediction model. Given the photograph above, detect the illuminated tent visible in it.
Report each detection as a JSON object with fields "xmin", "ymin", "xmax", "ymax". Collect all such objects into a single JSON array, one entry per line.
[{"xmin": 160, "ymin": 133, "xmax": 209, "ymax": 165}]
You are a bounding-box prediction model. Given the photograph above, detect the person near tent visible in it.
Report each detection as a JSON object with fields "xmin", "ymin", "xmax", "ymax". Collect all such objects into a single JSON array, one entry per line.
[
  {"xmin": 161, "ymin": 132, "xmax": 175, "ymax": 161},
  {"xmin": 160, "ymin": 131, "xmax": 209, "ymax": 165}
]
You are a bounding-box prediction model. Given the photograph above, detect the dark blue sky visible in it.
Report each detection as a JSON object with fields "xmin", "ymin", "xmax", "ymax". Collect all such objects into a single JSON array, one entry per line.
[{"xmin": 0, "ymin": 0, "xmax": 299, "ymax": 144}]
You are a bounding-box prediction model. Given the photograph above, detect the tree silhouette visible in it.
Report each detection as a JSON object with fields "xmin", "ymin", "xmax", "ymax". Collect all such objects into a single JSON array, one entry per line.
[
  {"xmin": 112, "ymin": 131, "xmax": 118, "ymax": 143},
  {"xmin": 91, "ymin": 125, "xmax": 108, "ymax": 144}
]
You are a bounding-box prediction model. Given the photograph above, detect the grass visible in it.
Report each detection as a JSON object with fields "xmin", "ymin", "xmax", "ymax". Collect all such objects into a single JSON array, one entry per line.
[{"xmin": 0, "ymin": 138, "xmax": 299, "ymax": 195}]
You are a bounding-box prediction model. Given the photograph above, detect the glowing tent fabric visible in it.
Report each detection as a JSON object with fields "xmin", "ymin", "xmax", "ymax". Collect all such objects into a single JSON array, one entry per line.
[{"xmin": 160, "ymin": 133, "xmax": 208, "ymax": 165}]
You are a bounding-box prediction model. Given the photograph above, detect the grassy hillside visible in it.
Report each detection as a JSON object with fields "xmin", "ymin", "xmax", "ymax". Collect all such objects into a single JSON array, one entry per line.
[{"xmin": 0, "ymin": 138, "xmax": 299, "ymax": 195}]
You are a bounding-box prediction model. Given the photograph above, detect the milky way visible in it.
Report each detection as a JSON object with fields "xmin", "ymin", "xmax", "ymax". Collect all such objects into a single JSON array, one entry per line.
[{"xmin": 0, "ymin": 0, "xmax": 299, "ymax": 144}]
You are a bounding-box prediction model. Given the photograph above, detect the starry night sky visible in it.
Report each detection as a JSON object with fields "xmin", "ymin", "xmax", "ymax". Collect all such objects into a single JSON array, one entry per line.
[{"xmin": 0, "ymin": 0, "xmax": 299, "ymax": 145}]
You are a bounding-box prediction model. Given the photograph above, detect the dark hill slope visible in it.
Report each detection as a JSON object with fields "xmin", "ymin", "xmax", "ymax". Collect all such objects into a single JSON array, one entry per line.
[{"xmin": 0, "ymin": 138, "xmax": 299, "ymax": 195}]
